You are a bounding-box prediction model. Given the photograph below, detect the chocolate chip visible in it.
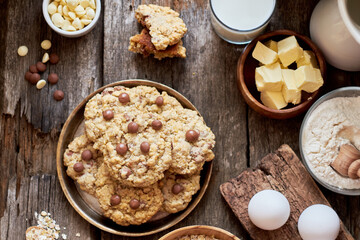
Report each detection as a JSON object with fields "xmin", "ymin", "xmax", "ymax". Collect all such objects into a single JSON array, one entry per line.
[
  {"xmin": 29, "ymin": 73, "xmax": 40, "ymax": 85},
  {"xmin": 29, "ymin": 64, "xmax": 38, "ymax": 73},
  {"xmin": 49, "ymin": 53, "xmax": 59, "ymax": 64},
  {"xmin": 129, "ymin": 199, "xmax": 140, "ymax": 209},
  {"xmin": 103, "ymin": 110, "xmax": 114, "ymax": 121},
  {"xmin": 128, "ymin": 122, "xmax": 139, "ymax": 133},
  {"xmin": 185, "ymin": 130, "xmax": 200, "ymax": 142},
  {"xmin": 116, "ymin": 143, "xmax": 128, "ymax": 155},
  {"xmin": 155, "ymin": 96, "xmax": 164, "ymax": 106},
  {"xmin": 120, "ymin": 167, "xmax": 132, "ymax": 178},
  {"xmin": 53, "ymin": 90, "xmax": 64, "ymax": 101},
  {"xmin": 172, "ymin": 184, "xmax": 184, "ymax": 194},
  {"xmin": 140, "ymin": 142, "xmax": 150, "ymax": 153},
  {"xmin": 81, "ymin": 149, "xmax": 93, "ymax": 161},
  {"xmin": 48, "ymin": 73, "xmax": 59, "ymax": 84},
  {"xmin": 25, "ymin": 71, "xmax": 32, "ymax": 81},
  {"xmin": 73, "ymin": 162, "xmax": 84, "ymax": 172},
  {"xmin": 36, "ymin": 61, "xmax": 46, "ymax": 72},
  {"xmin": 110, "ymin": 195, "xmax": 121, "ymax": 206},
  {"xmin": 119, "ymin": 92, "xmax": 130, "ymax": 104},
  {"xmin": 151, "ymin": 120, "xmax": 162, "ymax": 130}
]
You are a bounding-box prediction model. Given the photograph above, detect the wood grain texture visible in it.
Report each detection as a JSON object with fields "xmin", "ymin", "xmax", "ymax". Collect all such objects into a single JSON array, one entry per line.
[
  {"xmin": 0, "ymin": 0, "xmax": 359, "ymax": 239},
  {"xmin": 220, "ymin": 145, "xmax": 354, "ymax": 240}
]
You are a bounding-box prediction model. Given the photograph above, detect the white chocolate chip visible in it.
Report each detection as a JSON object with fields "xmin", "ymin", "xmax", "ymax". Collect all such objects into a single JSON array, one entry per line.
[
  {"xmin": 42, "ymin": 53, "xmax": 50, "ymax": 63},
  {"xmin": 63, "ymin": 15, "xmax": 72, "ymax": 21},
  {"xmin": 52, "ymin": 13, "xmax": 65, "ymax": 27},
  {"xmin": 41, "ymin": 40, "xmax": 52, "ymax": 50},
  {"xmin": 36, "ymin": 80, "xmax": 47, "ymax": 89},
  {"xmin": 81, "ymin": 18, "xmax": 91, "ymax": 25},
  {"xmin": 67, "ymin": 0, "xmax": 79, "ymax": 10},
  {"xmin": 75, "ymin": 5, "xmax": 86, "ymax": 17},
  {"xmin": 48, "ymin": 3, "xmax": 58, "ymax": 15},
  {"xmin": 62, "ymin": 20, "xmax": 76, "ymax": 31},
  {"xmin": 57, "ymin": 5, "xmax": 63, "ymax": 15},
  {"xmin": 17, "ymin": 46, "xmax": 28, "ymax": 56},
  {"xmin": 68, "ymin": 11, "xmax": 76, "ymax": 20},
  {"xmin": 72, "ymin": 17, "xmax": 84, "ymax": 30},
  {"xmin": 80, "ymin": 0, "xmax": 89, "ymax": 8},
  {"xmin": 89, "ymin": 0, "xmax": 95, "ymax": 9},
  {"xmin": 62, "ymin": 5, "xmax": 69, "ymax": 16},
  {"xmin": 85, "ymin": 7, "xmax": 95, "ymax": 19}
]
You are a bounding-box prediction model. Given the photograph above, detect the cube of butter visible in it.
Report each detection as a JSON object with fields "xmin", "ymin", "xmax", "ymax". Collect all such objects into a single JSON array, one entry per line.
[
  {"xmin": 252, "ymin": 41, "xmax": 278, "ymax": 65},
  {"xmin": 296, "ymin": 50, "xmax": 318, "ymax": 68},
  {"xmin": 295, "ymin": 66, "xmax": 323, "ymax": 93},
  {"xmin": 260, "ymin": 91, "xmax": 287, "ymax": 110},
  {"xmin": 277, "ymin": 36, "xmax": 303, "ymax": 67},
  {"xmin": 255, "ymin": 62, "xmax": 283, "ymax": 92},
  {"xmin": 281, "ymin": 69, "xmax": 301, "ymax": 104},
  {"xmin": 264, "ymin": 40, "xmax": 278, "ymax": 52}
]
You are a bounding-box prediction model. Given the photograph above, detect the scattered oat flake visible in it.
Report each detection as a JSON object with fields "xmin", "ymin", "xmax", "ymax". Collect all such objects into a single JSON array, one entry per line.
[
  {"xmin": 26, "ymin": 211, "xmax": 62, "ymax": 240},
  {"xmin": 62, "ymin": 233, "xmax": 67, "ymax": 239},
  {"xmin": 76, "ymin": 232, "xmax": 81, "ymax": 237}
]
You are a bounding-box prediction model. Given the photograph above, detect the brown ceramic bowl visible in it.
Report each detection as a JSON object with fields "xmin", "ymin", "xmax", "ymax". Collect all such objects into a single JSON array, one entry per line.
[
  {"xmin": 237, "ymin": 29, "xmax": 326, "ymax": 119},
  {"xmin": 159, "ymin": 225, "xmax": 240, "ymax": 240},
  {"xmin": 56, "ymin": 79, "xmax": 213, "ymax": 236}
]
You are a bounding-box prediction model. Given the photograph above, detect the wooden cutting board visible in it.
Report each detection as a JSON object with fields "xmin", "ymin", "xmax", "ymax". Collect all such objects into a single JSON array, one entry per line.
[{"xmin": 220, "ymin": 144, "xmax": 354, "ymax": 240}]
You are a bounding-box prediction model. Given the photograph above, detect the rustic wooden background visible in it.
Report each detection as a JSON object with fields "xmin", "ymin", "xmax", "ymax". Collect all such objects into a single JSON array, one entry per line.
[{"xmin": 0, "ymin": 0, "xmax": 359, "ymax": 239}]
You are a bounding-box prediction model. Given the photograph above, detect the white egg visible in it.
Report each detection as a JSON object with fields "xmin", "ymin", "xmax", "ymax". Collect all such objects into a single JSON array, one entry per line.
[
  {"xmin": 248, "ymin": 190, "xmax": 290, "ymax": 230},
  {"xmin": 298, "ymin": 204, "xmax": 340, "ymax": 240}
]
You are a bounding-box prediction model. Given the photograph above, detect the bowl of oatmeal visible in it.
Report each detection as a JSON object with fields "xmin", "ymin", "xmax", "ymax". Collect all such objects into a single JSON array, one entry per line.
[
  {"xmin": 300, "ymin": 86, "xmax": 360, "ymax": 195},
  {"xmin": 159, "ymin": 225, "xmax": 240, "ymax": 240}
]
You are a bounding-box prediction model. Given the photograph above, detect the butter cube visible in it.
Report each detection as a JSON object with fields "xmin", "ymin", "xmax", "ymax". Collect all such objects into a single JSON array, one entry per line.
[
  {"xmin": 264, "ymin": 40, "xmax": 278, "ymax": 52},
  {"xmin": 281, "ymin": 69, "xmax": 301, "ymax": 104},
  {"xmin": 255, "ymin": 62, "xmax": 283, "ymax": 92},
  {"xmin": 261, "ymin": 91, "xmax": 287, "ymax": 110},
  {"xmin": 295, "ymin": 66, "xmax": 323, "ymax": 93},
  {"xmin": 296, "ymin": 50, "xmax": 318, "ymax": 68},
  {"xmin": 277, "ymin": 36, "xmax": 303, "ymax": 67},
  {"xmin": 252, "ymin": 41, "xmax": 278, "ymax": 65}
]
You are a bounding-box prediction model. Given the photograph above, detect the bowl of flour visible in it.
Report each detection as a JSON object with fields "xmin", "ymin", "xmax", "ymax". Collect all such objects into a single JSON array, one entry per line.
[{"xmin": 300, "ymin": 86, "xmax": 360, "ymax": 195}]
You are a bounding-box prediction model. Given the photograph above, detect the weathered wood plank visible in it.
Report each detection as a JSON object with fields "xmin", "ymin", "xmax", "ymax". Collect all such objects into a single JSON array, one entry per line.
[
  {"xmin": 221, "ymin": 145, "xmax": 353, "ymax": 240},
  {"xmin": 0, "ymin": 0, "xmax": 103, "ymax": 132},
  {"xmin": 102, "ymin": 0, "xmax": 248, "ymax": 239}
]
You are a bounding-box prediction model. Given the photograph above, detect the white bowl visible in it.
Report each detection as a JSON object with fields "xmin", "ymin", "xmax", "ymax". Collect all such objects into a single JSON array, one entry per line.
[{"xmin": 42, "ymin": 0, "xmax": 101, "ymax": 38}]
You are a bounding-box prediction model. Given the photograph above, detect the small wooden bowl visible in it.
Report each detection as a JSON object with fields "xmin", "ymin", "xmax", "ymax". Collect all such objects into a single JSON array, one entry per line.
[
  {"xmin": 56, "ymin": 80, "xmax": 213, "ymax": 236},
  {"xmin": 237, "ymin": 29, "xmax": 326, "ymax": 119},
  {"xmin": 159, "ymin": 225, "xmax": 241, "ymax": 240}
]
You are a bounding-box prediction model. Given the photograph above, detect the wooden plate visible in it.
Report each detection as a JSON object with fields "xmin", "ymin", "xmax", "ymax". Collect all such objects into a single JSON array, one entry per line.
[
  {"xmin": 56, "ymin": 79, "xmax": 213, "ymax": 236},
  {"xmin": 159, "ymin": 225, "xmax": 241, "ymax": 240},
  {"xmin": 237, "ymin": 29, "xmax": 327, "ymax": 119}
]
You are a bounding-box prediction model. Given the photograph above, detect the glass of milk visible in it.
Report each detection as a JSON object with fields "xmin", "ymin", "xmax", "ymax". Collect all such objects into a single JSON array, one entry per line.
[{"xmin": 210, "ymin": 0, "xmax": 276, "ymax": 44}]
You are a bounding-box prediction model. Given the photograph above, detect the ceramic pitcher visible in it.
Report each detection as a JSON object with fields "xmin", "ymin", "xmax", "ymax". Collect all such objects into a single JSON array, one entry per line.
[{"xmin": 310, "ymin": 0, "xmax": 360, "ymax": 71}]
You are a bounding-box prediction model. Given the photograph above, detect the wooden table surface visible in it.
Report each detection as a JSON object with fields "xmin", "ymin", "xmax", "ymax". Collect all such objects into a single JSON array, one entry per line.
[{"xmin": 0, "ymin": 0, "xmax": 359, "ymax": 239}]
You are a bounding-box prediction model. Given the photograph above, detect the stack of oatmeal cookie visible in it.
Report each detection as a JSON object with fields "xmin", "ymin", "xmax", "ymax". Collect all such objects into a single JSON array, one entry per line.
[
  {"xmin": 128, "ymin": 4, "xmax": 187, "ymax": 60},
  {"xmin": 63, "ymin": 86, "xmax": 215, "ymax": 226}
]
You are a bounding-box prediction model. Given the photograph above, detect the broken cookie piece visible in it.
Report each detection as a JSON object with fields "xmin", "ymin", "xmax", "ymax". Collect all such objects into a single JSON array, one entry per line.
[
  {"xmin": 135, "ymin": 4, "xmax": 187, "ymax": 51},
  {"xmin": 129, "ymin": 28, "xmax": 186, "ymax": 60}
]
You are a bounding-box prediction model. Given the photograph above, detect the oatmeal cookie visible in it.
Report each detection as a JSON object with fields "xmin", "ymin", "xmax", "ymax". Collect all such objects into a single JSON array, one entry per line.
[
  {"xmin": 63, "ymin": 135, "xmax": 102, "ymax": 195},
  {"xmin": 135, "ymin": 4, "xmax": 187, "ymax": 50},
  {"xmin": 95, "ymin": 164, "xmax": 163, "ymax": 226},
  {"xmin": 165, "ymin": 108, "xmax": 215, "ymax": 175},
  {"xmin": 177, "ymin": 235, "xmax": 219, "ymax": 240},
  {"xmin": 129, "ymin": 28, "xmax": 186, "ymax": 60},
  {"xmin": 160, "ymin": 172, "xmax": 200, "ymax": 213},
  {"xmin": 101, "ymin": 113, "xmax": 172, "ymax": 187}
]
